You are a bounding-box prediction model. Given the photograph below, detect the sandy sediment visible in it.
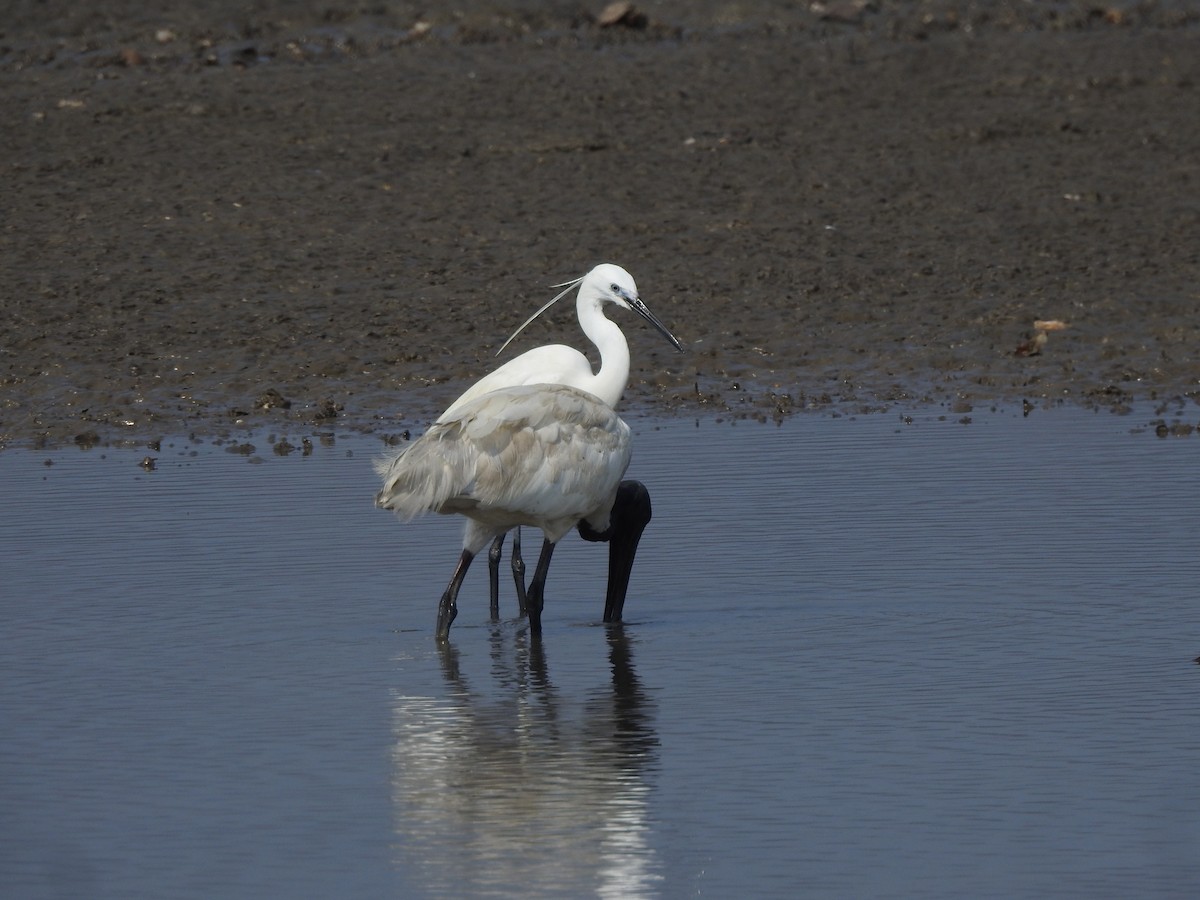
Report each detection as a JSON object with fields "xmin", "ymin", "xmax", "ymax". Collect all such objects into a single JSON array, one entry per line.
[{"xmin": 3, "ymin": 2, "xmax": 1199, "ymax": 447}]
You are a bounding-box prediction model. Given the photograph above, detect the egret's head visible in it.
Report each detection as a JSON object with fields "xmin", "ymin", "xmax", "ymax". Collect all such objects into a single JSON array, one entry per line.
[
  {"xmin": 588, "ymin": 263, "xmax": 640, "ymax": 310},
  {"xmin": 496, "ymin": 262, "xmax": 685, "ymax": 357},
  {"xmin": 586, "ymin": 263, "xmax": 684, "ymax": 352}
]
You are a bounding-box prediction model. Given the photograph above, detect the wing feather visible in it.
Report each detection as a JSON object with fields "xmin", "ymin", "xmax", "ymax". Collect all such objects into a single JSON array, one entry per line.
[
  {"xmin": 375, "ymin": 384, "xmax": 632, "ymax": 538},
  {"xmin": 373, "ymin": 419, "xmax": 479, "ymax": 521}
]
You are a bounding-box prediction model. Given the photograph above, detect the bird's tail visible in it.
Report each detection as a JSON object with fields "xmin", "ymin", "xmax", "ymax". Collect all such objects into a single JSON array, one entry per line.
[{"xmin": 373, "ymin": 426, "xmax": 474, "ymax": 521}]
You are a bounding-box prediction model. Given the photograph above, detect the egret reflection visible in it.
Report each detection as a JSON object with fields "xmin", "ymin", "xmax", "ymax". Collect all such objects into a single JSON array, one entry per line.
[{"xmin": 390, "ymin": 628, "xmax": 660, "ymax": 897}]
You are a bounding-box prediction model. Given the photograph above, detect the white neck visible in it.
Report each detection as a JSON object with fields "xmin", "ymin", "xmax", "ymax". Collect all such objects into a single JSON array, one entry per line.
[{"xmin": 576, "ymin": 285, "xmax": 630, "ymax": 408}]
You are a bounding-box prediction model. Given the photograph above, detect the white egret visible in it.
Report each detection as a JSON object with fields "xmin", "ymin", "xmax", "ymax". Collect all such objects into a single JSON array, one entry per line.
[
  {"xmin": 438, "ymin": 263, "xmax": 683, "ymax": 618},
  {"xmin": 440, "ymin": 263, "xmax": 683, "ymax": 415},
  {"xmin": 377, "ymin": 264, "xmax": 683, "ymax": 639},
  {"xmin": 375, "ymin": 383, "xmax": 635, "ymax": 640}
]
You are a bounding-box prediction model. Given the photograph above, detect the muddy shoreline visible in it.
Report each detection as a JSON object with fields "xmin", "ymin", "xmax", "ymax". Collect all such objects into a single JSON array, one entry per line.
[{"xmin": 3, "ymin": 3, "xmax": 1199, "ymax": 448}]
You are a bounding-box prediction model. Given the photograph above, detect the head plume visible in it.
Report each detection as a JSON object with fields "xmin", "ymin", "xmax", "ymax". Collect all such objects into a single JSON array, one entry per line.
[{"xmin": 495, "ymin": 274, "xmax": 586, "ymax": 357}]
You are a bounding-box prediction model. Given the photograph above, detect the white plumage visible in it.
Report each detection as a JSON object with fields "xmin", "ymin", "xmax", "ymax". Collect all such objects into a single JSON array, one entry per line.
[
  {"xmin": 376, "ymin": 263, "xmax": 682, "ymax": 640},
  {"xmin": 438, "ymin": 263, "xmax": 682, "ymax": 419},
  {"xmin": 375, "ymin": 383, "xmax": 632, "ymax": 553}
]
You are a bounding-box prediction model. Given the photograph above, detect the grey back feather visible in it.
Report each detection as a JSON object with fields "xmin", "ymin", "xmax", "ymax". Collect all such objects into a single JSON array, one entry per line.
[{"xmin": 374, "ymin": 384, "xmax": 631, "ymax": 533}]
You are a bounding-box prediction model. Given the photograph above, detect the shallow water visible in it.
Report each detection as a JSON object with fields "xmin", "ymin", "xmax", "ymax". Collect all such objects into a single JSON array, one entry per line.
[{"xmin": 3, "ymin": 406, "xmax": 1199, "ymax": 898}]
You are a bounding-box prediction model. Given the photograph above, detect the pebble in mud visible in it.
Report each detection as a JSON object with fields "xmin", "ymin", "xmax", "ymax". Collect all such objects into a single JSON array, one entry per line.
[
  {"xmin": 256, "ymin": 389, "xmax": 291, "ymax": 410},
  {"xmin": 313, "ymin": 399, "xmax": 342, "ymax": 422},
  {"xmin": 597, "ymin": 3, "xmax": 647, "ymax": 28},
  {"xmin": 1154, "ymin": 422, "xmax": 1196, "ymax": 438}
]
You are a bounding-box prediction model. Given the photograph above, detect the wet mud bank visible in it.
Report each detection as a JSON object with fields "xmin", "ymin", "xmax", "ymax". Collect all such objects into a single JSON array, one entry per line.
[{"xmin": 3, "ymin": 2, "xmax": 1199, "ymax": 447}]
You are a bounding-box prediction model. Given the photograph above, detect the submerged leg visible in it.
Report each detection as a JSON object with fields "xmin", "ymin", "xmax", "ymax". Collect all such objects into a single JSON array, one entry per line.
[
  {"xmin": 525, "ymin": 538, "xmax": 556, "ymax": 637},
  {"xmin": 487, "ymin": 530, "xmax": 530, "ymax": 618},
  {"xmin": 437, "ymin": 549, "xmax": 475, "ymax": 642},
  {"xmin": 577, "ymin": 480, "xmax": 653, "ymax": 623},
  {"xmin": 487, "ymin": 534, "xmax": 505, "ymax": 619},
  {"xmin": 511, "ymin": 527, "xmax": 528, "ymax": 615}
]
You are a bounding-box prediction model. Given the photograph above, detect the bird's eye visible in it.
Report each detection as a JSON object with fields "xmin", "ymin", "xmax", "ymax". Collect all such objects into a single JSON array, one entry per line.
[{"xmin": 610, "ymin": 283, "xmax": 620, "ymax": 293}]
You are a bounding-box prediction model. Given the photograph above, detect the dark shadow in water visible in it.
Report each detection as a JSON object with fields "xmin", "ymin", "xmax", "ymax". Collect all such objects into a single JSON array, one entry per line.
[{"xmin": 390, "ymin": 626, "xmax": 660, "ymax": 896}]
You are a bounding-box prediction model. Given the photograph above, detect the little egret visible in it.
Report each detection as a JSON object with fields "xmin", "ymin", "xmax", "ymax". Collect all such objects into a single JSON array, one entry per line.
[
  {"xmin": 441, "ymin": 263, "xmax": 683, "ymax": 415},
  {"xmin": 378, "ymin": 264, "xmax": 683, "ymax": 639},
  {"xmin": 438, "ymin": 263, "xmax": 682, "ymax": 622},
  {"xmin": 375, "ymin": 383, "xmax": 635, "ymax": 640}
]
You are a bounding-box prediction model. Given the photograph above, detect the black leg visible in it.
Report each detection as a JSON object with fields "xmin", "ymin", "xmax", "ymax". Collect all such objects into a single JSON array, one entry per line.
[
  {"xmin": 578, "ymin": 480, "xmax": 653, "ymax": 623},
  {"xmin": 436, "ymin": 549, "xmax": 475, "ymax": 642},
  {"xmin": 487, "ymin": 533, "xmax": 505, "ymax": 619},
  {"xmin": 511, "ymin": 527, "xmax": 528, "ymax": 614},
  {"xmin": 526, "ymin": 538, "xmax": 556, "ymax": 636}
]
